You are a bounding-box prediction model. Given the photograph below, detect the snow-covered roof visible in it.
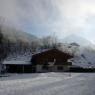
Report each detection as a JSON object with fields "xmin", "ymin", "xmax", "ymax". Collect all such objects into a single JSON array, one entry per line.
[
  {"xmin": 32, "ymin": 48, "xmax": 73, "ymax": 57},
  {"xmin": 32, "ymin": 49, "xmax": 50, "ymax": 55},
  {"xmin": 3, "ymin": 52, "xmax": 32, "ymax": 65},
  {"xmin": 3, "ymin": 61, "xmax": 31, "ymax": 65}
]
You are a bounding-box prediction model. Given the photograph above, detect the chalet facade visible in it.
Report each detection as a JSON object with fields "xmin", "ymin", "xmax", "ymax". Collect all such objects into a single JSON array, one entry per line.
[{"xmin": 31, "ymin": 49, "xmax": 73, "ymax": 72}]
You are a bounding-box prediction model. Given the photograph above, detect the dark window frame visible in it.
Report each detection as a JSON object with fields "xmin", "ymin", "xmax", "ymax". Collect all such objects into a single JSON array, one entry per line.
[
  {"xmin": 57, "ymin": 66, "xmax": 63, "ymax": 70},
  {"xmin": 42, "ymin": 65, "xmax": 48, "ymax": 70}
]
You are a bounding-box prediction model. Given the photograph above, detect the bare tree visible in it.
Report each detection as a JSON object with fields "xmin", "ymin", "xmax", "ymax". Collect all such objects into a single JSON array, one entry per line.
[
  {"xmin": 50, "ymin": 35, "xmax": 58, "ymax": 48},
  {"xmin": 41, "ymin": 36, "xmax": 51, "ymax": 49},
  {"xmin": 0, "ymin": 17, "xmax": 9, "ymax": 74},
  {"xmin": 0, "ymin": 30, "xmax": 6, "ymax": 73},
  {"xmin": 41, "ymin": 35, "xmax": 59, "ymax": 49},
  {"xmin": 30, "ymin": 40, "xmax": 41, "ymax": 52}
]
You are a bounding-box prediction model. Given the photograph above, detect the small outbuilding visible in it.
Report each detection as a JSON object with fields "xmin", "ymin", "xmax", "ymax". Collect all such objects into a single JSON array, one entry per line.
[
  {"xmin": 3, "ymin": 61, "xmax": 35, "ymax": 73},
  {"xmin": 31, "ymin": 48, "xmax": 73, "ymax": 72},
  {"xmin": 3, "ymin": 53, "xmax": 35, "ymax": 73}
]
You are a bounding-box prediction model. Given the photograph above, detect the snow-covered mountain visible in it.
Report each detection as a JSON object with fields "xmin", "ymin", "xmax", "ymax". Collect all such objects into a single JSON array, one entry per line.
[
  {"xmin": 69, "ymin": 46, "xmax": 95, "ymax": 68},
  {"xmin": 59, "ymin": 39, "xmax": 95, "ymax": 68},
  {"xmin": 80, "ymin": 48, "xmax": 95, "ymax": 68}
]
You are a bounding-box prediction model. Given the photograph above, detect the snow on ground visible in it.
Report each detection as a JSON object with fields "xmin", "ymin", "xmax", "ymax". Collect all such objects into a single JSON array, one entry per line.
[
  {"xmin": 0, "ymin": 73, "xmax": 95, "ymax": 95},
  {"xmin": 0, "ymin": 73, "xmax": 80, "ymax": 95}
]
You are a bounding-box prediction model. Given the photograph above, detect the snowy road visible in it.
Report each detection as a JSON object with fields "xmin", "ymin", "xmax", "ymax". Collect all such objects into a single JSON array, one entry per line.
[{"xmin": 0, "ymin": 73, "xmax": 95, "ymax": 95}]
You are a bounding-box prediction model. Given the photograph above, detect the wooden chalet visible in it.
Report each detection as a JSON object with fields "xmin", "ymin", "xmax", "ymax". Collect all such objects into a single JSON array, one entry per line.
[{"xmin": 31, "ymin": 48, "xmax": 73, "ymax": 72}]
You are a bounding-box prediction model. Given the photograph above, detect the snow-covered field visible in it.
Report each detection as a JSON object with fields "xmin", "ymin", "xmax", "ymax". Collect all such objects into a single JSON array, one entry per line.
[
  {"xmin": 0, "ymin": 73, "xmax": 79, "ymax": 95},
  {"xmin": 0, "ymin": 73, "xmax": 95, "ymax": 95}
]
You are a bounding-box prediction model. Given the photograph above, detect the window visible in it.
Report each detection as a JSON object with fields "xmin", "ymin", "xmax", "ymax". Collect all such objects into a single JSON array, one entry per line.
[
  {"xmin": 57, "ymin": 66, "xmax": 63, "ymax": 70},
  {"xmin": 42, "ymin": 65, "xmax": 48, "ymax": 70}
]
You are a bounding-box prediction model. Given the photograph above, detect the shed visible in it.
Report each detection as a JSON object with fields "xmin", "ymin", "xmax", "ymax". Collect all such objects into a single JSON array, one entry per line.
[{"xmin": 3, "ymin": 53, "xmax": 35, "ymax": 73}]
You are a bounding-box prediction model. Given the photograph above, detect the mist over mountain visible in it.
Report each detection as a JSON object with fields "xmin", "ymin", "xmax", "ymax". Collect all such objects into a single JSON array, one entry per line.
[
  {"xmin": 63, "ymin": 34, "xmax": 95, "ymax": 48},
  {"xmin": 1, "ymin": 25, "xmax": 38, "ymax": 44}
]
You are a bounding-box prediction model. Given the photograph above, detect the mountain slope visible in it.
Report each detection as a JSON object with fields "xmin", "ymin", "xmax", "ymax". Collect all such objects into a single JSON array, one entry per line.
[
  {"xmin": 70, "ymin": 47, "xmax": 95, "ymax": 68},
  {"xmin": 1, "ymin": 25, "xmax": 38, "ymax": 44}
]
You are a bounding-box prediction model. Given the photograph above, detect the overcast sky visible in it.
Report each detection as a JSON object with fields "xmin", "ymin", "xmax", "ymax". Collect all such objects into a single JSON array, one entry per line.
[{"xmin": 0, "ymin": 0, "xmax": 95, "ymax": 44}]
